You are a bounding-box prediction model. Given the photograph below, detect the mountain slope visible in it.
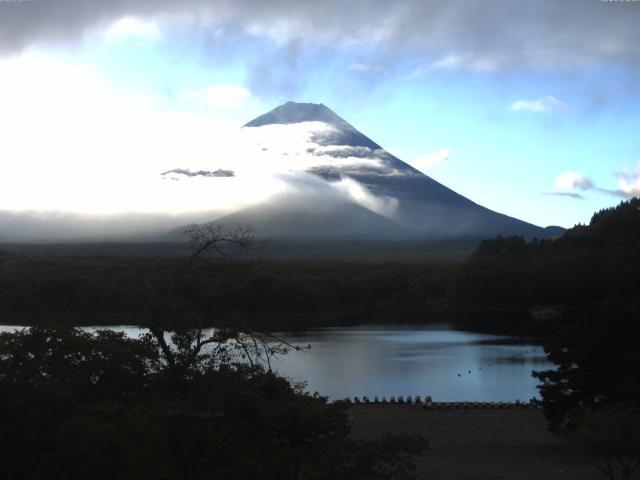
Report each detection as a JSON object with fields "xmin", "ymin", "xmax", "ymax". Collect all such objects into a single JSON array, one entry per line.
[{"xmin": 214, "ymin": 193, "xmax": 406, "ymax": 240}]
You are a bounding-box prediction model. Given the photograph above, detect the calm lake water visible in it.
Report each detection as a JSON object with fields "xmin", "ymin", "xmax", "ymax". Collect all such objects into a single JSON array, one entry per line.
[{"xmin": 0, "ymin": 323, "xmax": 551, "ymax": 402}]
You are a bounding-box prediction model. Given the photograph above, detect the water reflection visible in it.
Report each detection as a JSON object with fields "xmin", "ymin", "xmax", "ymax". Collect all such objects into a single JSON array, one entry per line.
[{"xmin": 0, "ymin": 323, "xmax": 551, "ymax": 402}]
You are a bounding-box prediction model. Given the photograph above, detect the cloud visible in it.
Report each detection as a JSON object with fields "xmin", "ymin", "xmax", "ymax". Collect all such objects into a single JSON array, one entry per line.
[
  {"xmin": 510, "ymin": 95, "xmax": 566, "ymax": 113},
  {"xmin": 430, "ymin": 53, "xmax": 505, "ymax": 73},
  {"xmin": 551, "ymin": 167, "xmax": 640, "ymax": 199},
  {"xmin": 2, "ymin": 1, "xmax": 639, "ymax": 107},
  {"xmin": 0, "ymin": 209, "xmax": 225, "ymax": 242},
  {"xmin": 275, "ymin": 171, "xmax": 399, "ymax": 218},
  {"xmin": 0, "ymin": 54, "xmax": 274, "ymax": 215},
  {"xmin": 104, "ymin": 17, "xmax": 160, "ymax": 38},
  {"xmin": 332, "ymin": 176, "xmax": 399, "ymax": 217},
  {"xmin": 161, "ymin": 168, "xmax": 235, "ymax": 179},
  {"xmin": 2, "ymin": 0, "xmax": 640, "ymax": 77},
  {"xmin": 550, "ymin": 171, "xmax": 597, "ymax": 199},
  {"xmin": 617, "ymin": 162, "xmax": 640, "ymax": 198},
  {"xmin": 555, "ymin": 171, "xmax": 594, "ymax": 191},
  {"xmin": 410, "ymin": 148, "xmax": 450, "ymax": 171},
  {"xmin": 544, "ymin": 192, "xmax": 584, "ymax": 200}
]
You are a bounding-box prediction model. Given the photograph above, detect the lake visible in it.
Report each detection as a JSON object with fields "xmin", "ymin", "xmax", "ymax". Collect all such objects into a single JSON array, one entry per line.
[
  {"xmin": 0, "ymin": 323, "xmax": 551, "ymax": 402},
  {"xmin": 272, "ymin": 324, "xmax": 550, "ymax": 402}
]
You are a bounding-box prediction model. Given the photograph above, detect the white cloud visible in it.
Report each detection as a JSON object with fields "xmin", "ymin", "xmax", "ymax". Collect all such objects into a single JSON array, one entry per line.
[
  {"xmin": 410, "ymin": 148, "xmax": 450, "ymax": 171},
  {"xmin": 0, "ymin": 54, "xmax": 267, "ymax": 215},
  {"xmin": 510, "ymin": 95, "xmax": 566, "ymax": 113},
  {"xmin": 551, "ymin": 167, "xmax": 640, "ymax": 199},
  {"xmin": 274, "ymin": 172, "xmax": 398, "ymax": 218},
  {"xmin": 618, "ymin": 162, "xmax": 640, "ymax": 198},
  {"xmin": 332, "ymin": 176, "xmax": 398, "ymax": 217},
  {"xmin": 206, "ymin": 85, "xmax": 252, "ymax": 108},
  {"xmin": 555, "ymin": 171, "xmax": 594, "ymax": 191},
  {"xmin": 105, "ymin": 17, "xmax": 160, "ymax": 38},
  {"xmin": 431, "ymin": 53, "xmax": 504, "ymax": 73}
]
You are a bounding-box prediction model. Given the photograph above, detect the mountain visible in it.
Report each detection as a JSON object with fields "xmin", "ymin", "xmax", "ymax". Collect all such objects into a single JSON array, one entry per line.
[
  {"xmin": 0, "ymin": 101, "xmax": 561, "ymax": 250},
  {"xmin": 228, "ymin": 101, "xmax": 558, "ymax": 240}
]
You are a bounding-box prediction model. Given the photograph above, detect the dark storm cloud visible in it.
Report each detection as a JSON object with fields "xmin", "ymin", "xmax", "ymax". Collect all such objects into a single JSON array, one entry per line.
[{"xmin": 2, "ymin": 0, "xmax": 639, "ymax": 73}]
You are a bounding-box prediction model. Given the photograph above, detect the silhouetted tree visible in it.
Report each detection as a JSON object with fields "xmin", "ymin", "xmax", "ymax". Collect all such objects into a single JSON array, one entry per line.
[{"xmin": 533, "ymin": 305, "xmax": 640, "ymax": 431}]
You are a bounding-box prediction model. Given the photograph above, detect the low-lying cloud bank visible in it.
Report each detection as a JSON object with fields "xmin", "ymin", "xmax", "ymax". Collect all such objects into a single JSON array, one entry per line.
[
  {"xmin": 0, "ymin": 170, "xmax": 401, "ymax": 242},
  {"xmin": 0, "ymin": 210, "xmax": 224, "ymax": 243}
]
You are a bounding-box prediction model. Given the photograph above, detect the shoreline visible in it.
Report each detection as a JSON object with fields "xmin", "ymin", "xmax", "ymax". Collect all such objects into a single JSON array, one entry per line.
[{"xmin": 345, "ymin": 399, "xmax": 540, "ymax": 409}]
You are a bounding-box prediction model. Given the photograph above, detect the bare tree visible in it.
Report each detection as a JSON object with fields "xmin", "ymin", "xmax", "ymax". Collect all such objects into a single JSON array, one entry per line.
[
  {"xmin": 176, "ymin": 223, "xmax": 256, "ymax": 283},
  {"xmin": 126, "ymin": 222, "xmax": 302, "ymax": 376}
]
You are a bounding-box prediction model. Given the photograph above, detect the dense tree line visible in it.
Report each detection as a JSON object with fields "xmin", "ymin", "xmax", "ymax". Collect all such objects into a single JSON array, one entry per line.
[
  {"xmin": 0, "ymin": 256, "xmax": 454, "ymax": 329},
  {"xmin": 454, "ymin": 198, "xmax": 640, "ymax": 332}
]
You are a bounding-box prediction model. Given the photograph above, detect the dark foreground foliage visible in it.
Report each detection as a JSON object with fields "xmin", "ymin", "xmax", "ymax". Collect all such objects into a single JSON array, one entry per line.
[
  {"xmin": 0, "ymin": 326, "xmax": 427, "ymax": 480},
  {"xmin": 532, "ymin": 304, "xmax": 640, "ymax": 431}
]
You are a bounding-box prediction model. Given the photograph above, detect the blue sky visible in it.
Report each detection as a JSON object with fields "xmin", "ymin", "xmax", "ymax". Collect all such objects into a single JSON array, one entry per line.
[{"xmin": 1, "ymin": 0, "xmax": 639, "ymax": 229}]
